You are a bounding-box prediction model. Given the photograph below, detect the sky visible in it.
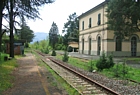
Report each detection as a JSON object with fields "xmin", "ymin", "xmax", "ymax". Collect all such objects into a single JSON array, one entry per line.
[{"xmin": 27, "ymin": 0, "xmax": 105, "ymax": 34}]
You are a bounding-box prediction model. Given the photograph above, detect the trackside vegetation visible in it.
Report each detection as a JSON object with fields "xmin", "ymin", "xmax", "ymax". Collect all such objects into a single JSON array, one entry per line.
[
  {"xmin": 33, "ymin": 51, "xmax": 79, "ymax": 95},
  {"xmin": 55, "ymin": 53, "xmax": 140, "ymax": 82}
]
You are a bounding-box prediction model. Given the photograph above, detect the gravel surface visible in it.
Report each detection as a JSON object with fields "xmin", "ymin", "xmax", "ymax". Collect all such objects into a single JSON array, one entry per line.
[
  {"xmin": 2, "ymin": 53, "xmax": 67, "ymax": 95},
  {"xmin": 52, "ymin": 57, "xmax": 140, "ymax": 95}
]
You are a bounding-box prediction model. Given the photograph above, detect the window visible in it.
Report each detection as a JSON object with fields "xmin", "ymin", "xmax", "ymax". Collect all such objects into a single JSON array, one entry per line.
[
  {"xmin": 82, "ymin": 21, "xmax": 84, "ymax": 30},
  {"xmin": 89, "ymin": 18, "xmax": 92, "ymax": 28},
  {"xmin": 97, "ymin": 13, "xmax": 101, "ymax": 25},
  {"xmin": 116, "ymin": 36, "xmax": 122, "ymax": 51}
]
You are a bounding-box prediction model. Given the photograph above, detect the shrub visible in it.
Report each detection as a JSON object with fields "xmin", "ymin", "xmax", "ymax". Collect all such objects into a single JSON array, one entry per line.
[
  {"xmin": 25, "ymin": 42, "xmax": 29, "ymax": 48},
  {"xmin": 51, "ymin": 50, "xmax": 56, "ymax": 56},
  {"xmin": 62, "ymin": 51, "xmax": 69, "ymax": 62},
  {"xmin": 96, "ymin": 52, "xmax": 115, "ymax": 71},
  {"xmin": 44, "ymin": 47, "xmax": 49, "ymax": 54},
  {"xmin": 113, "ymin": 62, "xmax": 129, "ymax": 80},
  {"xmin": 106, "ymin": 54, "xmax": 115, "ymax": 69},
  {"xmin": 68, "ymin": 46, "xmax": 73, "ymax": 52},
  {"xmin": 88, "ymin": 60, "xmax": 94, "ymax": 72}
]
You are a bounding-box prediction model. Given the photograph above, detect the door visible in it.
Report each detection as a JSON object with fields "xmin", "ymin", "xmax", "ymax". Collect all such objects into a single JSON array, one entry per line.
[
  {"xmin": 88, "ymin": 38, "xmax": 91, "ymax": 55},
  {"xmin": 131, "ymin": 37, "xmax": 137, "ymax": 56},
  {"xmin": 97, "ymin": 37, "xmax": 101, "ymax": 55},
  {"xmin": 82, "ymin": 39, "xmax": 84, "ymax": 54}
]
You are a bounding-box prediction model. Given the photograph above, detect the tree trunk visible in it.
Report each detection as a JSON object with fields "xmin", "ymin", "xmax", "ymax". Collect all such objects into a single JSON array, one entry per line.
[
  {"xmin": 0, "ymin": 2, "xmax": 4, "ymax": 52},
  {"xmin": 9, "ymin": 0, "xmax": 14, "ymax": 58}
]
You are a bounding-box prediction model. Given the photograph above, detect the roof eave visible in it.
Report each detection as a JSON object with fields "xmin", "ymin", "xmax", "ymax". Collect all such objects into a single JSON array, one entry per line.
[{"xmin": 78, "ymin": 1, "xmax": 108, "ymax": 19}]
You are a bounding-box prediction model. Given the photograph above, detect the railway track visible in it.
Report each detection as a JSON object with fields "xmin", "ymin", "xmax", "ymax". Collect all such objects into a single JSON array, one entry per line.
[
  {"xmin": 34, "ymin": 52, "xmax": 140, "ymax": 95},
  {"xmin": 35, "ymin": 51, "xmax": 119, "ymax": 95}
]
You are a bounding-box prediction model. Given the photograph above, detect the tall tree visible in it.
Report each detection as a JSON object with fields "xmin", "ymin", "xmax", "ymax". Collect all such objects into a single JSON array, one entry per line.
[
  {"xmin": 0, "ymin": 0, "xmax": 7, "ymax": 53},
  {"xmin": 49, "ymin": 22, "xmax": 59, "ymax": 55},
  {"xmin": 0, "ymin": 0, "xmax": 54, "ymax": 57},
  {"xmin": 106, "ymin": 0, "xmax": 140, "ymax": 39},
  {"xmin": 20, "ymin": 25, "xmax": 34, "ymax": 43},
  {"xmin": 62, "ymin": 12, "xmax": 79, "ymax": 49}
]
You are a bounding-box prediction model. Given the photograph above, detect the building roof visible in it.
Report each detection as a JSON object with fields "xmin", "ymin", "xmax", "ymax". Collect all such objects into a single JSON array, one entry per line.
[
  {"xmin": 78, "ymin": 0, "xmax": 109, "ymax": 19},
  {"xmin": 68, "ymin": 42, "xmax": 79, "ymax": 48},
  {"xmin": 3, "ymin": 39, "xmax": 26, "ymax": 43}
]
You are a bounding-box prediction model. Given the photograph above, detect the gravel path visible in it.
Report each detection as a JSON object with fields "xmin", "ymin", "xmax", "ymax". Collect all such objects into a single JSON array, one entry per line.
[{"xmin": 2, "ymin": 53, "xmax": 65, "ymax": 95}]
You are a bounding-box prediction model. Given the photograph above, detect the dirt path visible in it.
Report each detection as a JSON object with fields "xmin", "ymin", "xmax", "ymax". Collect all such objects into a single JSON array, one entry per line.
[{"xmin": 2, "ymin": 53, "xmax": 64, "ymax": 95}]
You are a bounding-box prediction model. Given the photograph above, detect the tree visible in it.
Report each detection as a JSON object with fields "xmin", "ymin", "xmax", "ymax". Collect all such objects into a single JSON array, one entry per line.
[
  {"xmin": 0, "ymin": 0, "xmax": 54, "ymax": 57},
  {"xmin": 49, "ymin": 22, "xmax": 59, "ymax": 56},
  {"xmin": 0, "ymin": 1, "xmax": 7, "ymax": 53},
  {"xmin": 106, "ymin": 0, "xmax": 140, "ymax": 39},
  {"xmin": 20, "ymin": 25, "xmax": 34, "ymax": 43},
  {"xmin": 62, "ymin": 12, "xmax": 79, "ymax": 50}
]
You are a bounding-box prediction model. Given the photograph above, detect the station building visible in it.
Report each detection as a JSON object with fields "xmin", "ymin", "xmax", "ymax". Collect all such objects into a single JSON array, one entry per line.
[{"xmin": 78, "ymin": 1, "xmax": 140, "ymax": 57}]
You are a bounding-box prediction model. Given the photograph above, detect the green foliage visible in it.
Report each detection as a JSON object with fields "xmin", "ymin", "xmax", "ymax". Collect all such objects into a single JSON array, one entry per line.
[
  {"xmin": 62, "ymin": 51, "xmax": 69, "ymax": 62},
  {"xmin": 51, "ymin": 50, "xmax": 56, "ymax": 56},
  {"xmin": 68, "ymin": 46, "xmax": 73, "ymax": 52},
  {"xmin": 107, "ymin": 0, "xmax": 140, "ymax": 38},
  {"xmin": 109, "ymin": 62, "xmax": 129, "ymax": 79},
  {"xmin": 88, "ymin": 60, "xmax": 94, "ymax": 72},
  {"xmin": 25, "ymin": 42, "xmax": 29, "ymax": 48},
  {"xmin": 96, "ymin": 52, "xmax": 114, "ymax": 71},
  {"xmin": 44, "ymin": 47, "xmax": 49, "ymax": 54},
  {"xmin": 0, "ymin": 53, "xmax": 9, "ymax": 62},
  {"xmin": 0, "ymin": 59, "xmax": 17, "ymax": 94},
  {"xmin": 62, "ymin": 12, "xmax": 79, "ymax": 48},
  {"xmin": 20, "ymin": 25, "xmax": 35, "ymax": 43}
]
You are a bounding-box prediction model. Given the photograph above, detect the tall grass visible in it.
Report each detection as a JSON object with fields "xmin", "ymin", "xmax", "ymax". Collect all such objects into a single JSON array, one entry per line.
[{"xmin": 0, "ymin": 59, "xmax": 18, "ymax": 94}]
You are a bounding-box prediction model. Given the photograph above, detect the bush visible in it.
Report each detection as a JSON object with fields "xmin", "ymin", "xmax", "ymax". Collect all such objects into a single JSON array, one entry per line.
[
  {"xmin": 88, "ymin": 60, "xmax": 94, "ymax": 72},
  {"xmin": 44, "ymin": 47, "xmax": 49, "ymax": 54},
  {"xmin": 62, "ymin": 51, "xmax": 69, "ymax": 62},
  {"xmin": 96, "ymin": 52, "xmax": 114, "ymax": 71},
  {"xmin": 68, "ymin": 46, "xmax": 73, "ymax": 52},
  {"xmin": 51, "ymin": 50, "xmax": 56, "ymax": 56},
  {"xmin": 25, "ymin": 42, "xmax": 29, "ymax": 48},
  {"xmin": 113, "ymin": 62, "xmax": 129, "ymax": 79}
]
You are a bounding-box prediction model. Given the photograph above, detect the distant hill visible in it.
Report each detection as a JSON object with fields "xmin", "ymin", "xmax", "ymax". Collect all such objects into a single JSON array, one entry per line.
[{"xmin": 31, "ymin": 32, "xmax": 48, "ymax": 43}]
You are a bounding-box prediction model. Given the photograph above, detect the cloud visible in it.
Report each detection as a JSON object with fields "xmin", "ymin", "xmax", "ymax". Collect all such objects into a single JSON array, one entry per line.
[{"xmin": 27, "ymin": 0, "xmax": 105, "ymax": 35}]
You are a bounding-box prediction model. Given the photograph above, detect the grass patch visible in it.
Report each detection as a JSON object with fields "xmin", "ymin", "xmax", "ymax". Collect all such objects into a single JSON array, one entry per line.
[
  {"xmin": 56, "ymin": 53, "xmax": 140, "ymax": 82},
  {"xmin": 0, "ymin": 59, "xmax": 18, "ymax": 94},
  {"xmin": 101, "ymin": 64, "xmax": 140, "ymax": 82},
  {"xmin": 56, "ymin": 54, "xmax": 97, "ymax": 71},
  {"xmin": 0, "ymin": 52, "xmax": 9, "ymax": 62},
  {"xmin": 125, "ymin": 58, "xmax": 140, "ymax": 61}
]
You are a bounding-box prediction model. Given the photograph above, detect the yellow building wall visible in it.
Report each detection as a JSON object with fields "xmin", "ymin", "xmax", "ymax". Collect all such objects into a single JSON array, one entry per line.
[
  {"xmin": 79, "ymin": 5, "xmax": 107, "ymax": 31},
  {"xmin": 79, "ymin": 1, "xmax": 140, "ymax": 56}
]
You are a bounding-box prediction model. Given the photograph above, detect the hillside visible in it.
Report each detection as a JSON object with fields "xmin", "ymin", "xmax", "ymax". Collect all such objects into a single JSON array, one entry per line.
[{"xmin": 32, "ymin": 32, "xmax": 48, "ymax": 43}]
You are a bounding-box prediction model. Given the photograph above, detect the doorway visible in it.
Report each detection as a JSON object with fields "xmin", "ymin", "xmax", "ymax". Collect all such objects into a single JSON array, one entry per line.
[
  {"xmin": 88, "ymin": 38, "xmax": 91, "ymax": 55},
  {"xmin": 97, "ymin": 36, "xmax": 101, "ymax": 55},
  {"xmin": 131, "ymin": 37, "xmax": 137, "ymax": 56},
  {"xmin": 82, "ymin": 39, "xmax": 84, "ymax": 54}
]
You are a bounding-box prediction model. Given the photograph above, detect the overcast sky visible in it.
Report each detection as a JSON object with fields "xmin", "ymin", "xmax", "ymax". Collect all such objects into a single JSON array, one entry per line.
[{"xmin": 27, "ymin": 0, "xmax": 105, "ymax": 34}]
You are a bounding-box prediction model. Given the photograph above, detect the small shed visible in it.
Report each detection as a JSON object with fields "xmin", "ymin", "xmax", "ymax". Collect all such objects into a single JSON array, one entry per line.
[
  {"xmin": 68, "ymin": 42, "xmax": 79, "ymax": 52},
  {"xmin": 3, "ymin": 39, "xmax": 26, "ymax": 55}
]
